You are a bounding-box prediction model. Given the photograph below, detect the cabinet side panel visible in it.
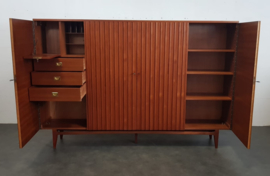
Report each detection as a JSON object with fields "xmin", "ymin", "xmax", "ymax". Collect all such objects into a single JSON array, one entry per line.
[
  {"xmin": 232, "ymin": 22, "xmax": 260, "ymax": 149},
  {"xmin": 10, "ymin": 19, "xmax": 39, "ymax": 148}
]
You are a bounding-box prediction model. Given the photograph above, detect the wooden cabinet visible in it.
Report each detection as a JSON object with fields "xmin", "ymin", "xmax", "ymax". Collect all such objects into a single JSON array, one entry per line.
[{"xmin": 10, "ymin": 19, "xmax": 260, "ymax": 149}]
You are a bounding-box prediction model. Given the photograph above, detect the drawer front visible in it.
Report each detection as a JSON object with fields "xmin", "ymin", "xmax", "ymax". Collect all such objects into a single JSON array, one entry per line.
[
  {"xmin": 29, "ymin": 84, "xmax": 86, "ymax": 102},
  {"xmin": 32, "ymin": 71, "xmax": 86, "ymax": 86},
  {"xmin": 34, "ymin": 58, "xmax": 85, "ymax": 71}
]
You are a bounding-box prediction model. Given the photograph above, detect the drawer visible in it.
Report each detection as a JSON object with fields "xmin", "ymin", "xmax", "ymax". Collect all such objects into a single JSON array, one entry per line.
[
  {"xmin": 31, "ymin": 71, "xmax": 86, "ymax": 86},
  {"xmin": 29, "ymin": 84, "xmax": 86, "ymax": 102},
  {"xmin": 34, "ymin": 58, "xmax": 85, "ymax": 71}
]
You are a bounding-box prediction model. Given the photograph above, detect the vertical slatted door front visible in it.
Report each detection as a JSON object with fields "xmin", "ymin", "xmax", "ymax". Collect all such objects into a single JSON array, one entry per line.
[
  {"xmin": 232, "ymin": 21, "xmax": 260, "ymax": 148},
  {"xmin": 10, "ymin": 19, "xmax": 39, "ymax": 148},
  {"xmin": 85, "ymin": 21, "xmax": 185, "ymax": 130}
]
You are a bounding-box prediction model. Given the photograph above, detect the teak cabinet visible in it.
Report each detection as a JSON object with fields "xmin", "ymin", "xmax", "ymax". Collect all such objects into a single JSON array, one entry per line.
[{"xmin": 10, "ymin": 19, "xmax": 260, "ymax": 149}]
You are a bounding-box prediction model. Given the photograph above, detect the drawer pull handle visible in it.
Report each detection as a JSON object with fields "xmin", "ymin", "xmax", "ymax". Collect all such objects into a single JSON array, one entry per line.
[
  {"xmin": 54, "ymin": 76, "xmax": 61, "ymax": 81},
  {"xmin": 52, "ymin": 92, "xmax": 58, "ymax": 97},
  {"xmin": 56, "ymin": 62, "xmax": 62, "ymax": 66}
]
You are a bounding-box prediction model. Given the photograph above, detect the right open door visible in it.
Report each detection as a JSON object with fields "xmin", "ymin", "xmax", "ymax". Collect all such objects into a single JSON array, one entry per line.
[
  {"xmin": 10, "ymin": 19, "xmax": 39, "ymax": 148},
  {"xmin": 232, "ymin": 21, "xmax": 260, "ymax": 149}
]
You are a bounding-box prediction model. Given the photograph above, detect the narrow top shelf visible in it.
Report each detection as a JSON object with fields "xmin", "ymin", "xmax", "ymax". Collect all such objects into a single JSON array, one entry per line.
[
  {"xmin": 188, "ymin": 49, "xmax": 235, "ymax": 52},
  {"xmin": 23, "ymin": 54, "xmax": 60, "ymax": 60},
  {"xmin": 66, "ymin": 33, "xmax": 84, "ymax": 35}
]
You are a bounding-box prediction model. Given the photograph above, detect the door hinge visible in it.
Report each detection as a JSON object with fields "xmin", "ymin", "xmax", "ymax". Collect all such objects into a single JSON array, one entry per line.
[
  {"xmin": 253, "ymin": 78, "xmax": 260, "ymax": 84},
  {"xmin": 10, "ymin": 75, "xmax": 17, "ymax": 82}
]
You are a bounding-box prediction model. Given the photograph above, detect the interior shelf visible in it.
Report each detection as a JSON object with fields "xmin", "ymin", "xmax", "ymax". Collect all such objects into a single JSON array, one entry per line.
[
  {"xmin": 24, "ymin": 54, "xmax": 60, "ymax": 60},
  {"xmin": 41, "ymin": 119, "xmax": 87, "ymax": 130},
  {"xmin": 185, "ymin": 123, "xmax": 230, "ymax": 130},
  {"xmin": 66, "ymin": 43, "xmax": 85, "ymax": 45},
  {"xmin": 66, "ymin": 33, "xmax": 84, "ymax": 35},
  {"xmin": 186, "ymin": 95, "xmax": 232, "ymax": 101},
  {"xmin": 187, "ymin": 71, "xmax": 234, "ymax": 75},
  {"xmin": 188, "ymin": 49, "xmax": 235, "ymax": 52}
]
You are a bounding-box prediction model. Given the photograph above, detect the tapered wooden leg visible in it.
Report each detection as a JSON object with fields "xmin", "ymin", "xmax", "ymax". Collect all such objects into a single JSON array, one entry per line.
[
  {"xmin": 135, "ymin": 133, "xmax": 138, "ymax": 144},
  {"xmin": 209, "ymin": 135, "xmax": 212, "ymax": 140},
  {"xmin": 52, "ymin": 129, "xmax": 58, "ymax": 149},
  {"xmin": 214, "ymin": 130, "xmax": 219, "ymax": 149},
  {"xmin": 60, "ymin": 130, "xmax": 63, "ymax": 140}
]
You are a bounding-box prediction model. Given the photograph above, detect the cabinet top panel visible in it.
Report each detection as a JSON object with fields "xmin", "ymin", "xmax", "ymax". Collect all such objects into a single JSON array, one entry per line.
[{"xmin": 33, "ymin": 19, "xmax": 239, "ymax": 23}]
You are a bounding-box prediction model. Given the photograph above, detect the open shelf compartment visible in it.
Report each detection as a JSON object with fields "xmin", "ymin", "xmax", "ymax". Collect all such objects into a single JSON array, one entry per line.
[
  {"xmin": 188, "ymin": 23, "xmax": 237, "ymax": 50},
  {"xmin": 40, "ymin": 97, "xmax": 87, "ymax": 129},
  {"xmin": 62, "ymin": 22, "xmax": 85, "ymax": 55},
  {"xmin": 187, "ymin": 52, "xmax": 235, "ymax": 73},
  {"xmin": 185, "ymin": 100, "xmax": 232, "ymax": 129},
  {"xmin": 186, "ymin": 74, "xmax": 233, "ymax": 99}
]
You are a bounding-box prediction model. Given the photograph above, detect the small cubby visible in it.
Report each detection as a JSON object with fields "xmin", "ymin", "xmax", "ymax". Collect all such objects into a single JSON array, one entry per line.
[
  {"xmin": 186, "ymin": 100, "xmax": 231, "ymax": 125},
  {"xmin": 34, "ymin": 21, "xmax": 85, "ymax": 57},
  {"xmin": 39, "ymin": 97, "xmax": 87, "ymax": 129},
  {"xmin": 188, "ymin": 52, "xmax": 235, "ymax": 72},
  {"xmin": 64, "ymin": 22, "xmax": 85, "ymax": 55},
  {"xmin": 187, "ymin": 75, "xmax": 233, "ymax": 97},
  {"xmin": 188, "ymin": 23, "xmax": 237, "ymax": 50},
  {"xmin": 38, "ymin": 21, "xmax": 60, "ymax": 54}
]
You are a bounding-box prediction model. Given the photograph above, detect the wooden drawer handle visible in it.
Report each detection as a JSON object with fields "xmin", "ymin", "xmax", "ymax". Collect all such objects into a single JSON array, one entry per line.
[
  {"xmin": 52, "ymin": 92, "xmax": 58, "ymax": 97},
  {"xmin": 54, "ymin": 76, "xmax": 61, "ymax": 81},
  {"xmin": 56, "ymin": 62, "xmax": 62, "ymax": 66}
]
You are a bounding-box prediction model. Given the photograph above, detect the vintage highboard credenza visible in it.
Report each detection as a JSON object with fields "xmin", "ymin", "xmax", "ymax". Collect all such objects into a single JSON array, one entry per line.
[{"xmin": 9, "ymin": 18, "xmax": 260, "ymax": 149}]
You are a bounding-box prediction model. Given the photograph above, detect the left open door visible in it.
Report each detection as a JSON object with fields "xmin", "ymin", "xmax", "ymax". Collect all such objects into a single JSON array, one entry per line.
[{"xmin": 10, "ymin": 19, "xmax": 39, "ymax": 148}]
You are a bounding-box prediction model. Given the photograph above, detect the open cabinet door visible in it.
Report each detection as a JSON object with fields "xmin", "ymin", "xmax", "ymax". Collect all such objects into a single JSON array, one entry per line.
[
  {"xmin": 232, "ymin": 21, "xmax": 260, "ymax": 149},
  {"xmin": 10, "ymin": 19, "xmax": 39, "ymax": 148}
]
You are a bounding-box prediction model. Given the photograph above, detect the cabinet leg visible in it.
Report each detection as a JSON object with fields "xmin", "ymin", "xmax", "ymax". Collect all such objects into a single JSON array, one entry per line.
[
  {"xmin": 135, "ymin": 133, "xmax": 138, "ymax": 144},
  {"xmin": 209, "ymin": 135, "xmax": 212, "ymax": 140},
  {"xmin": 52, "ymin": 129, "xmax": 58, "ymax": 149},
  {"xmin": 60, "ymin": 130, "xmax": 63, "ymax": 140},
  {"xmin": 214, "ymin": 130, "xmax": 219, "ymax": 149}
]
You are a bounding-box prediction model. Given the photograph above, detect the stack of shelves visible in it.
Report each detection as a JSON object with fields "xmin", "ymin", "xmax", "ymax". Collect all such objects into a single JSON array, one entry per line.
[
  {"xmin": 65, "ymin": 22, "xmax": 85, "ymax": 55},
  {"xmin": 185, "ymin": 23, "xmax": 238, "ymax": 129}
]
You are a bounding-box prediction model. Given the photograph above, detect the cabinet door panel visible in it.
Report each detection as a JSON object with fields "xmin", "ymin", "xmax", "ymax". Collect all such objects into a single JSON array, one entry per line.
[
  {"xmin": 85, "ymin": 21, "xmax": 184, "ymax": 130},
  {"xmin": 10, "ymin": 19, "xmax": 39, "ymax": 148},
  {"xmin": 232, "ymin": 21, "xmax": 260, "ymax": 148}
]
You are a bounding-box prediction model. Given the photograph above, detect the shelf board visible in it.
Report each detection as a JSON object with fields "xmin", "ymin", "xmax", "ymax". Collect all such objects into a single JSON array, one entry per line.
[
  {"xmin": 61, "ymin": 54, "xmax": 85, "ymax": 58},
  {"xmin": 188, "ymin": 49, "xmax": 235, "ymax": 52},
  {"xmin": 187, "ymin": 71, "xmax": 234, "ymax": 75},
  {"xmin": 66, "ymin": 43, "xmax": 85, "ymax": 45},
  {"xmin": 66, "ymin": 33, "xmax": 84, "ymax": 35},
  {"xmin": 23, "ymin": 54, "xmax": 60, "ymax": 60},
  {"xmin": 186, "ymin": 95, "xmax": 232, "ymax": 101},
  {"xmin": 41, "ymin": 119, "xmax": 87, "ymax": 130},
  {"xmin": 185, "ymin": 123, "xmax": 230, "ymax": 130}
]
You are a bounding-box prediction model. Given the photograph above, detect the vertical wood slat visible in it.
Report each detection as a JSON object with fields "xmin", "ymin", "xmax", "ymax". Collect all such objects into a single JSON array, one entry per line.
[
  {"xmin": 100, "ymin": 21, "xmax": 106, "ymax": 130},
  {"xmin": 123, "ymin": 22, "xmax": 128, "ymax": 130},
  {"xmin": 137, "ymin": 22, "xmax": 142, "ymax": 130},
  {"xmin": 167, "ymin": 22, "xmax": 175, "ymax": 130},
  {"xmin": 95, "ymin": 21, "xmax": 101, "ymax": 130},
  {"xmin": 86, "ymin": 21, "xmax": 184, "ymax": 131},
  {"xmin": 105, "ymin": 21, "xmax": 111, "ymax": 130},
  {"xmin": 181, "ymin": 23, "xmax": 189, "ymax": 130},
  {"xmin": 114, "ymin": 22, "xmax": 120, "ymax": 130},
  {"xmin": 110, "ymin": 22, "xmax": 115, "ymax": 130},
  {"xmin": 150, "ymin": 22, "xmax": 156, "ymax": 130},
  {"xmin": 163, "ymin": 22, "xmax": 170, "ymax": 130},
  {"xmin": 145, "ymin": 22, "xmax": 151, "ymax": 130},
  {"xmin": 85, "ymin": 22, "xmax": 91, "ymax": 130},
  {"xmin": 127, "ymin": 22, "xmax": 133, "ymax": 130},
  {"xmin": 132, "ymin": 23, "xmax": 137, "ymax": 130},
  {"xmin": 119, "ymin": 22, "xmax": 124, "ymax": 130}
]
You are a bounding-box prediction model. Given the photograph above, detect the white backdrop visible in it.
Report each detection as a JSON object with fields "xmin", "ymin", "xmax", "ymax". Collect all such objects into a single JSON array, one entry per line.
[{"xmin": 0, "ymin": 0, "xmax": 269, "ymax": 125}]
